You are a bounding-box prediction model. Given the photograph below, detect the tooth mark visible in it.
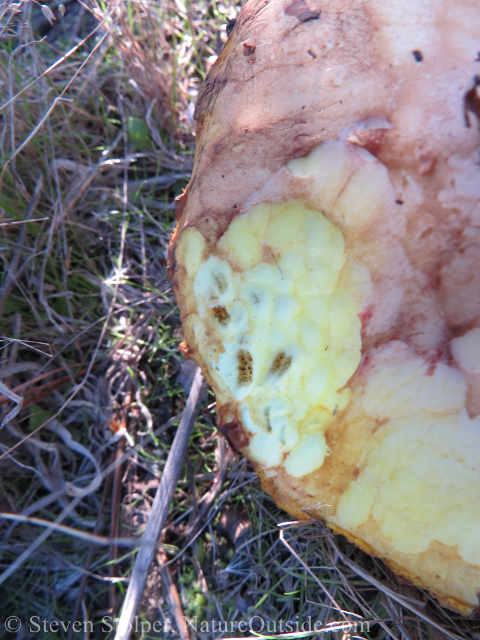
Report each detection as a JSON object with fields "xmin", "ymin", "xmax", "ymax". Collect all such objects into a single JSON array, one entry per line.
[
  {"xmin": 213, "ymin": 272, "xmax": 227, "ymax": 294},
  {"xmin": 271, "ymin": 352, "xmax": 292, "ymax": 376},
  {"xmin": 238, "ymin": 350, "xmax": 253, "ymax": 385},
  {"xmin": 213, "ymin": 306, "xmax": 230, "ymax": 324},
  {"xmin": 265, "ymin": 407, "xmax": 272, "ymax": 433}
]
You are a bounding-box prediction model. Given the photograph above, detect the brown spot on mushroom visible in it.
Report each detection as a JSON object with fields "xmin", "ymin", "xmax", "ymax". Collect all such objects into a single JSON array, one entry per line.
[
  {"xmin": 213, "ymin": 306, "xmax": 230, "ymax": 324},
  {"xmin": 464, "ymin": 75, "xmax": 480, "ymax": 128},
  {"xmin": 238, "ymin": 350, "xmax": 253, "ymax": 384},
  {"xmin": 213, "ymin": 272, "xmax": 228, "ymax": 294},
  {"xmin": 262, "ymin": 244, "xmax": 281, "ymax": 264},
  {"xmin": 179, "ymin": 341, "xmax": 194, "ymax": 359},
  {"xmin": 219, "ymin": 420, "xmax": 250, "ymax": 451},
  {"xmin": 285, "ymin": 0, "xmax": 320, "ymax": 23},
  {"xmin": 271, "ymin": 352, "xmax": 292, "ymax": 376}
]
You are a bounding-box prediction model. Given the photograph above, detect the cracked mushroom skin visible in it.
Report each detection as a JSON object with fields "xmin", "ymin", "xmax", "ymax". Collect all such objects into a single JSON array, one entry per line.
[{"xmin": 168, "ymin": 0, "xmax": 480, "ymax": 616}]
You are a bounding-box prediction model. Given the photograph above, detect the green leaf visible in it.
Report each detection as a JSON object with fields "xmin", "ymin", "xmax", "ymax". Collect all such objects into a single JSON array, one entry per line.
[
  {"xmin": 51, "ymin": 296, "xmax": 70, "ymax": 317},
  {"xmin": 29, "ymin": 404, "xmax": 55, "ymax": 431},
  {"xmin": 126, "ymin": 117, "xmax": 152, "ymax": 150},
  {"xmin": 2, "ymin": 297, "xmax": 29, "ymax": 315}
]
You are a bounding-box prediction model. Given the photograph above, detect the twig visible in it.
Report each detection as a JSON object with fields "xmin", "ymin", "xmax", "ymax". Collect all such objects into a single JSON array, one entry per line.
[
  {"xmin": 81, "ymin": 600, "xmax": 90, "ymax": 640},
  {"xmin": 0, "ymin": 338, "xmax": 52, "ymax": 359},
  {"xmin": 0, "ymin": 364, "xmax": 89, "ymax": 406},
  {"xmin": 114, "ymin": 366, "xmax": 204, "ymax": 640},
  {"xmin": 158, "ymin": 549, "xmax": 191, "ymax": 640},
  {"xmin": 109, "ymin": 392, "xmax": 129, "ymax": 613},
  {"xmin": 0, "ymin": 513, "xmax": 137, "ymax": 547},
  {"xmin": 0, "ymin": 217, "xmax": 48, "ymax": 227},
  {"xmin": 126, "ymin": 173, "xmax": 190, "ymax": 192}
]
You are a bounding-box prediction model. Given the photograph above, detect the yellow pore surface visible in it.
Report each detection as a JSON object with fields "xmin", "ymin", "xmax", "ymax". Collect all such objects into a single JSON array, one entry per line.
[
  {"xmin": 334, "ymin": 341, "xmax": 480, "ymax": 568},
  {"xmin": 177, "ymin": 200, "xmax": 362, "ymax": 477}
]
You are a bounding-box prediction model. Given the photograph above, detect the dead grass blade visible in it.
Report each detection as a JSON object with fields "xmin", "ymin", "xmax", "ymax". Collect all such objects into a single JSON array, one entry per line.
[
  {"xmin": 0, "ymin": 512, "xmax": 137, "ymax": 546},
  {"xmin": 327, "ymin": 538, "xmax": 466, "ymax": 640},
  {"xmin": 158, "ymin": 548, "xmax": 192, "ymax": 640},
  {"xmin": 114, "ymin": 366, "xmax": 204, "ymax": 640}
]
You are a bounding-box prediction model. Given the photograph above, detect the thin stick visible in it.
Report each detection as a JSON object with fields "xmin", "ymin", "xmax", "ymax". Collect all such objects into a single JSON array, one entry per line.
[
  {"xmin": 114, "ymin": 367, "xmax": 204, "ymax": 640},
  {"xmin": 126, "ymin": 173, "xmax": 190, "ymax": 192},
  {"xmin": 0, "ymin": 513, "xmax": 136, "ymax": 547},
  {"xmin": 0, "ymin": 217, "xmax": 48, "ymax": 227},
  {"xmin": 0, "ymin": 364, "xmax": 88, "ymax": 406},
  {"xmin": 109, "ymin": 390, "xmax": 129, "ymax": 613},
  {"xmin": 158, "ymin": 549, "xmax": 191, "ymax": 640}
]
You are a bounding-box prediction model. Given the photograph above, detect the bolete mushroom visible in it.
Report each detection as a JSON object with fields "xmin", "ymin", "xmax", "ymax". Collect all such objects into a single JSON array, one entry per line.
[{"xmin": 169, "ymin": 0, "xmax": 480, "ymax": 614}]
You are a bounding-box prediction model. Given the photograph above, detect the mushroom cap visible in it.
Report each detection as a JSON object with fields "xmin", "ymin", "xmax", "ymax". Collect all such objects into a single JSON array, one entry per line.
[{"xmin": 169, "ymin": 0, "xmax": 480, "ymax": 615}]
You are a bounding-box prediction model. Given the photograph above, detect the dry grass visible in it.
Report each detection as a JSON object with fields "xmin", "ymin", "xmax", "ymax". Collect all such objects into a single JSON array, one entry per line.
[{"xmin": 0, "ymin": 1, "xmax": 479, "ymax": 639}]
